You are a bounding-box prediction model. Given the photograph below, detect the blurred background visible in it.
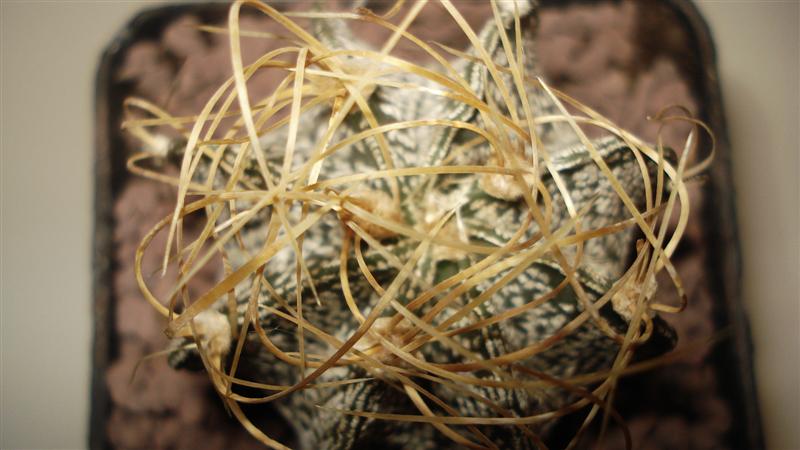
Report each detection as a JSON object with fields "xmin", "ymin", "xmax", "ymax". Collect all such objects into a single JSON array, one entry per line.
[{"xmin": 1, "ymin": 1, "xmax": 797, "ymax": 449}]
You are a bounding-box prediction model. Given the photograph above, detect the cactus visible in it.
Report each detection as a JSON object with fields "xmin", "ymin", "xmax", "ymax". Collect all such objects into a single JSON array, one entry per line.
[{"xmin": 127, "ymin": 1, "xmax": 705, "ymax": 448}]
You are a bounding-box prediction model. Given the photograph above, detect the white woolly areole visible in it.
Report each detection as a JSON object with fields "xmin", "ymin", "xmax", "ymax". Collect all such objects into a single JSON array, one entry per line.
[
  {"xmin": 611, "ymin": 276, "xmax": 657, "ymax": 321},
  {"xmin": 148, "ymin": 134, "xmax": 173, "ymax": 158},
  {"xmin": 496, "ymin": 0, "xmax": 535, "ymax": 19},
  {"xmin": 353, "ymin": 317, "xmax": 415, "ymax": 368},
  {"xmin": 193, "ymin": 310, "xmax": 232, "ymax": 361}
]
